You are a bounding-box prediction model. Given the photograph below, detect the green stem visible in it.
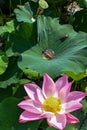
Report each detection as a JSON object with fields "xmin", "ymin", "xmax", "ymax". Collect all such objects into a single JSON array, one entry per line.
[
  {"xmin": 0, "ymin": 8, "xmax": 3, "ymax": 15},
  {"xmin": 53, "ymin": 0, "xmax": 59, "ymax": 17},
  {"xmin": 9, "ymin": 0, "xmax": 12, "ymax": 15},
  {"xmin": 0, "ymin": 8, "xmax": 4, "ymax": 25},
  {"xmin": 74, "ymin": 81, "xmax": 78, "ymax": 91},
  {"xmin": 19, "ymin": 0, "xmax": 22, "ymax": 5}
]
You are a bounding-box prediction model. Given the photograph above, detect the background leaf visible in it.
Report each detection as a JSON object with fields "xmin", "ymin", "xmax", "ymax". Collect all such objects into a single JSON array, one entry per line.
[
  {"xmin": 14, "ymin": 120, "xmax": 39, "ymax": 130},
  {"xmin": 46, "ymin": 127, "xmax": 57, "ymax": 130},
  {"xmin": 0, "ymin": 56, "xmax": 21, "ymax": 88},
  {"xmin": 73, "ymin": 10, "xmax": 87, "ymax": 32},
  {"xmin": 0, "ymin": 20, "xmax": 17, "ymax": 35},
  {"xmin": 14, "ymin": 2, "xmax": 34, "ymax": 23},
  {"xmin": 64, "ymin": 71, "xmax": 87, "ymax": 81},
  {"xmin": 6, "ymin": 22, "xmax": 36, "ymax": 56},
  {"xmin": 0, "ymin": 97, "xmax": 20, "ymax": 130},
  {"xmin": 65, "ymin": 124, "xmax": 77, "ymax": 130},
  {"xmin": 0, "ymin": 54, "xmax": 8, "ymax": 75},
  {"xmin": 23, "ymin": 68, "xmax": 41, "ymax": 80},
  {"xmin": 78, "ymin": 0, "xmax": 87, "ymax": 8}
]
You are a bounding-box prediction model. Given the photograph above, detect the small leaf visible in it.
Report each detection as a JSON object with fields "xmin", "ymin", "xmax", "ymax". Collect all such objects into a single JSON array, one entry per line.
[
  {"xmin": 64, "ymin": 71, "xmax": 87, "ymax": 81},
  {"xmin": 0, "ymin": 20, "xmax": 17, "ymax": 35},
  {"xmin": 14, "ymin": 2, "xmax": 35, "ymax": 23},
  {"xmin": 23, "ymin": 68, "xmax": 41, "ymax": 80},
  {"xmin": 19, "ymin": 79, "xmax": 34, "ymax": 85},
  {"xmin": 0, "ymin": 74, "xmax": 19, "ymax": 88},
  {"xmin": 0, "ymin": 54, "xmax": 8, "ymax": 75}
]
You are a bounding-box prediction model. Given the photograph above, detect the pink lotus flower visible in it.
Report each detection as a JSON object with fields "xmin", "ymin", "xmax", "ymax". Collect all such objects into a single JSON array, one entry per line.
[{"xmin": 18, "ymin": 74, "xmax": 85, "ymax": 130}]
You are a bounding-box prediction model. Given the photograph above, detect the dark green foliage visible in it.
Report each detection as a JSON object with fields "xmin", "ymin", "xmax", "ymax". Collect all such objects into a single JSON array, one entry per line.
[{"xmin": 73, "ymin": 10, "xmax": 87, "ymax": 32}]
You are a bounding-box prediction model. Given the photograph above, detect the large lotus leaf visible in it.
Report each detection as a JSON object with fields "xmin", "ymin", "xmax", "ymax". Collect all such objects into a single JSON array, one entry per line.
[
  {"xmin": 0, "ymin": 20, "xmax": 17, "ymax": 35},
  {"xmin": 37, "ymin": 15, "xmax": 77, "ymax": 43},
  {"xmin": 6, "ymin": 22, "xmax": 36, "ymax": 56},
  {"xmin": 0, "ymin": 54, "xmax": 8, "ymax": 75},
  {"xmin": 18, "ymin": 16, "xmax": 87, "ymax": 78},
  {"xmin": 14, "ymin": 2, "xmax": 35, "ymax": 23}
]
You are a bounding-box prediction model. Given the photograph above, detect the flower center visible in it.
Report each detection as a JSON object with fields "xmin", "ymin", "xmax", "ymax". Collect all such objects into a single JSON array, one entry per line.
[{"xmin": 42, "ymin": 96, "xmax": 61, "ymax": 114}]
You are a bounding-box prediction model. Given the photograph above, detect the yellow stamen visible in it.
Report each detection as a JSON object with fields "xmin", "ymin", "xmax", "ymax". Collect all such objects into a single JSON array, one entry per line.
[{"xmin": 42, "ymin": 96, "xmax": 61, "ymax": 114}]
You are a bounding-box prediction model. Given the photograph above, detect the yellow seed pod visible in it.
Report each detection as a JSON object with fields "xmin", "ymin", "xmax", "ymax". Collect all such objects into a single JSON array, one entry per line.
[{"xmin": 39, "ymin": 0, "xmax": 49, "ymax": 9}]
